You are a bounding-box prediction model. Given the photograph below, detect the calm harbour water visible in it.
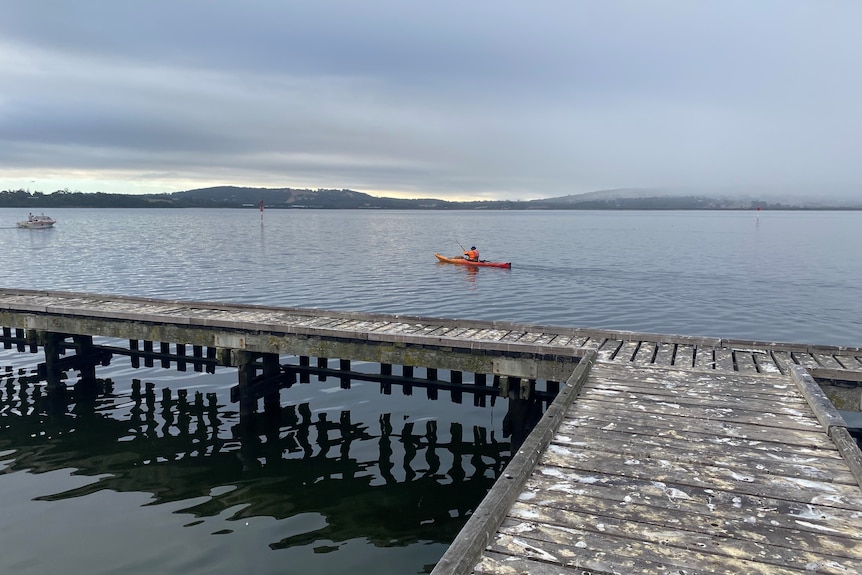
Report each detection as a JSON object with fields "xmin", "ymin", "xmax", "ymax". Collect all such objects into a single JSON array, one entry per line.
[{"xmin": 1, "ymin": 207, "xmax": 861, "ymax": 575}]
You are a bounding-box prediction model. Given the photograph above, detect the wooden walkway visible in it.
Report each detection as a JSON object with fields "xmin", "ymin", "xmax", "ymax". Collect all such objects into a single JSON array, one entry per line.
[
  {"xmin": 2, "ymin": 289, "xmax": 862, "ymax": 573},
  {"xmin": 2, "ymin": 289, "xmax": 862, "ymax": 383},
  {"xmin": 435, "ymin": 359, "xmax": 862, "ymax": 575}
]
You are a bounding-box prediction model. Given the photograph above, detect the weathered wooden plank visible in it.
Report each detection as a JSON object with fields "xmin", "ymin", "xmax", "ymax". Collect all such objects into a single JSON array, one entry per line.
[
  {"xmin": 454, "ymin": 327, "xmax": 483, "ymax": 340},
  {"xmin": 672, "ymin": 343, "xmax": 694, "ymax": 368},
  {"xmin": 595, "ymin": 338, "xmax": 621, "ymax": 361},
  {"xmin": 810, "ymin": 366, "xmax": 862, "ymax": 383},
  {"xmin": 573, "ymin": 390, "xmax": 824, "ymax": 434},
  {"xmin": 504, "ymin": 502, "xmax": 862, "ymax": 574},
  {"xmin": 529, "ymin": 332, "xmax": 560, "ymax": 346},
  {"xmin": 415, "ymin": 323, "xmax": 447, "ymax": 335},
  {"xmin": 631, "ymin": 341, "xmax": 656, "ymax": 365},
  {"xmin": 752, "ymin": 351, "xmax": 783, "ymax": 374},
  {"xmin": 713, "ymin": 347, "xmax": 734, "ymax": 371},
  {"xmin": 645, "ymin": 368, "xmax": 795, "ymax": 393},
  {"xmin": 835, "ymin": 354, "xmax": 862, "ymax": 370},
  {"xmin": 498, "ymin": 511, "xmax": 862, "ymax": 575},
  {"xmin": 564, "ymin": 406, "xmax": 837, "ymax": 450},
  {"xmin": 813, "ymin": 352, "xmax": 844, "ymax": 370},
  {"xmin": 363, "ymin": 320, "xmax": 400, "ymax": 332},
  {"xmin": 304, "ymin": 316, "xmax": 353, "ymax": 329},
  {"xmin": 441, "ymin": 326, "xmax": 473, "ymax": 338},
  {"xmin": 792, "ymin": 351, "xmax": 821, "ymax": 370},
  {"xmin": 831, "ymin": 427, "xmax": 862, "ymax": 489},
  {"xmin": 569, "ymin": 396, "xmax": 826, "ymax": 436},
  {"xmin": 579, "ymin": 386, "xmax": 817, "ymax": 426},
  {"xmin": 470, "ymin": 329, "xmax": 511, "ymax": 342},
  {"xmin": 540, "ymin": 442, "xmax": 862, "ymax": 508},
  {"xmin": 578, "ymin": 337, "xmax": 606, "ymax": 352},
  {"xmin": 588, "ymin": 375, "xmax": 809, "ymax": 405},
  {"xmin": 423, "ymin": 325, "xmax": 461, "ymax": 337},
  {"xmin": 544, "ymin": 334, "xmax": 585, "ymax": 348},
  {"xmin": 559, "ymin": 414, "xmax": 840, "ymax": 461},
  {"xmin": 513, "ymin": 331, "xmax": 544, "ymax": 344},
  {"xmin": 328, "ymin": 319, "xmax": 369, "ymax": 333},
  {"xmin": 498, "ymin": 330, "xmax": 528, "ymax": 343},
  {"xmin": 614, "ymin": 340, "xmax": 639, "ymax": 363},
  {"xmin": 733, "ymin": 349, "xmax": 759, "ymax": 373},
  {"xmin": 524, "ymin": 467, "xmax": 862, "ymax": 537},
  {"xmin": 789, "ymin": 365, "xmax": 848, "ymax": 434},
  {"xmin": 552, "ymin": 424, "xmax": 855, "ymax": 483},
  {"xmin": 473, "ymin": 550, "xmax": 590, "ymax": 575},
  {"xmin": 652, "ymin": 342, "xmax": 675, "ymax": 366},
  {"xmin": 377, "ymin": 321, "xmax": 427, "ymax": 335},
  {"xmin": 770, "ymin": 349, "xmax": 794, "ymax": 372},
  {"xmin": 693, "ymin": 345, "xmax": 715, "ymax": 369},
  {"xmin": 486, "ymin": 528, "xmax": 784, "ymax": 575}
]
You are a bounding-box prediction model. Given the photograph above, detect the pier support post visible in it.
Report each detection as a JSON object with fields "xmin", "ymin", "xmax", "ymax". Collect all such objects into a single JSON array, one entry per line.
[
  {"xmin": 317, "ymin": 356, "xmax": 327, "ymax": 381},
  {"xmin": 299, "ymin": 356, "xmax": 310, "ymax": 383},
  {"xmin": 72, "ymin": 334, "xmax": 102, "ymax": 396},
  {"xmin": 340, "ymin": 358, "xmax": 351, "ymax": 389},
  {"xmin": 262, "ymin": 353, "xmax": 280, "ymax": 414},
  {"xmin": 474, "ymin": 373, "xmax": 487, "ymax": 406},
  {"xmin": 143, "ymin": 340, "xmax": 154, "ymax": 367},
  {"xmin": 160, "ymin": 342, "xmax": 171, "ymax": 368},
  {"xmin": 451, "ymin": 370, "xmax": 463, "ymax": 404},
  {"xmin": 402, "ymin": 365, "xmax": 413, "ymax": 395},
  {"xmin": 73, "ymin": 335, "xmax": 97, "ymax": 382},
  {"xmin": 236, "ymin": 350, "xmax": 257, "ymax": 419},
  {"xmin": 426, "ymin": 368, "xmax": 438, "ymax": 400},
  {"xmin": 41, "ymin": 331, "xmax": 65, "ymax": 393}
]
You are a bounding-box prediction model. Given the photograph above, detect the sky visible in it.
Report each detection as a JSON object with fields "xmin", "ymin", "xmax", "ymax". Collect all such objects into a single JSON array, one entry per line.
[{"xmin": 1, "ymin": 1, "xmax": 860, "ymax": 202}]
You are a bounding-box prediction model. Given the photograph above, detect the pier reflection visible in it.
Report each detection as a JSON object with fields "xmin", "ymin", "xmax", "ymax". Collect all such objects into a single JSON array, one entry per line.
[{"xmin": 0, "ymin": 371, "xmax": 512, "ymax": 550}]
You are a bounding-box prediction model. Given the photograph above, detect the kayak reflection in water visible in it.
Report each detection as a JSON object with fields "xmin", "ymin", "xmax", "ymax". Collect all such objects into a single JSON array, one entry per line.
[{"xmin": 463, "ymin": 246, "xmax": 480, "ymax": 262}]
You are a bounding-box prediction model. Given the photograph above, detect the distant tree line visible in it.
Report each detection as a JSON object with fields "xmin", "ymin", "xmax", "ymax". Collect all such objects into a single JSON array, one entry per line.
[
  {"xmin": 1, "ymin": 187, "xmax": 858, "ymax": 210},
  {"xmin": 0, "ymin": 189, "xmax": 172, "ymax": 208}
]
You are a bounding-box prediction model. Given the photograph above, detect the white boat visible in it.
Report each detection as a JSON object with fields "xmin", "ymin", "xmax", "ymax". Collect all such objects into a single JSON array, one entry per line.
[{"xmin": 17, "ymin": 213, "xmax": 56, "ymax": 229}]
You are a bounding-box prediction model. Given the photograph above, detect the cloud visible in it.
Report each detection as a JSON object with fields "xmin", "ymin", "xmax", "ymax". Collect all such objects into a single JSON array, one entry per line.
[{"xmin": 1, "ymin": 1, "xmax": 860, "ymax": 200}]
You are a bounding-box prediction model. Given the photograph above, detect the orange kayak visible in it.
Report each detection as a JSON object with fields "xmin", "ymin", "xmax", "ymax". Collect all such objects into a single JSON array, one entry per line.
[{"xmin": 434, "ymin": 253, "xmax": 511, "ymax": 269}]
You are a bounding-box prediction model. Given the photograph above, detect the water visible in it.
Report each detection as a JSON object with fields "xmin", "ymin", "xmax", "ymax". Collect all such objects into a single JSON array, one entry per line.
[
  {"xmin": 1, "ymin": 208, "xmax": 861, "ymax": 575},
  {"xmin": 3, "ymin": 208, "xmax": 861, "ymax": 346}
]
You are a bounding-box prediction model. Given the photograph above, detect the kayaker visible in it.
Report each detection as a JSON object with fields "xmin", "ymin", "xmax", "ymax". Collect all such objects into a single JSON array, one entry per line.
[{"xmin": 463, "ymin": 246, "xmax": 480, "ymax": 262}]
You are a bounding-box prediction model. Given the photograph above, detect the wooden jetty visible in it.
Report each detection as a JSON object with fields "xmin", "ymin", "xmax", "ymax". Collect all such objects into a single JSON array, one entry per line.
[
  {"xmin": 1, "ymin": 288, "xmax": 861, "ymax": 574},
  {"xmin": 435, "ymin": 356, "xmax": 862, "ymax": 574}
]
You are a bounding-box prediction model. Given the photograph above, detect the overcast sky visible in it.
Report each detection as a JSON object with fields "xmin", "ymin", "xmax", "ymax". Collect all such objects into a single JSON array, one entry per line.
[{"xmin": 1, "ymin": 1, "xmax": 860, "ymax": 201}]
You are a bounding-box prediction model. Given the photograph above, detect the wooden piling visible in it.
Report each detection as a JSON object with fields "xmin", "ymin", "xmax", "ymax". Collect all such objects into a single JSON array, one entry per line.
[{"xmin": 236, "ymin": 350, "xmax": 256, "ymax": 418}]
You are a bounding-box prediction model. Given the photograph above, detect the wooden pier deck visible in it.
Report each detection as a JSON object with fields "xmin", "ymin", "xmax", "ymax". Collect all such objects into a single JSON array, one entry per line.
[
  {"xmin": 435, "ymin": 359, "xmax": 862, "ymax": 575},
  {"xmin": 2, "ymin": 288, "xmax": 862, "ymax": 386},
  {"xmin": 1, "ymin": 289, "xmax": 861, "ymax": 574}
]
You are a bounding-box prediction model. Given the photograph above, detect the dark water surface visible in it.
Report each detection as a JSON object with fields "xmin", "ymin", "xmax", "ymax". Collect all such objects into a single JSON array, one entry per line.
[{"xmin": 1, "ymin": 208, "xmax": 861, "ymax": 574}]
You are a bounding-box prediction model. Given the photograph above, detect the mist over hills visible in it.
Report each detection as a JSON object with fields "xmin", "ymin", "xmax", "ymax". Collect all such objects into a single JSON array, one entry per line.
[
  {"xmin": 1, "ymin": 185, "xmax": 860, "ymax": 209},
  {"xmin": 538, "ymin": 186, "xmax": 862, "ymax": 209}
]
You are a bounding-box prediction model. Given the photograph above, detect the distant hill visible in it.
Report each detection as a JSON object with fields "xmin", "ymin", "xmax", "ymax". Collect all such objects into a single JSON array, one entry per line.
[
  {"xmin": 1, "ymin": 185, "xmax": 860, "ymax": 210},
  {"xmin": 174, "ymin": 186, "xmax": 453, "ymax": 209},
  {"xmin": 531, "ymin": 187, "xmax": 862, "ymax": 209}
]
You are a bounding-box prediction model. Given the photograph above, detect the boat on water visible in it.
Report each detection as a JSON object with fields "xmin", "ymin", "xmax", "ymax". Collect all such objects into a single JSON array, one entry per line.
[
  {"xmin": 17, "ymin": 213, "xmax": 56, "ymax": 229},
  {"xmin": 434, "ymin": 253, "xmax": 511, "ymax": 269}
]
